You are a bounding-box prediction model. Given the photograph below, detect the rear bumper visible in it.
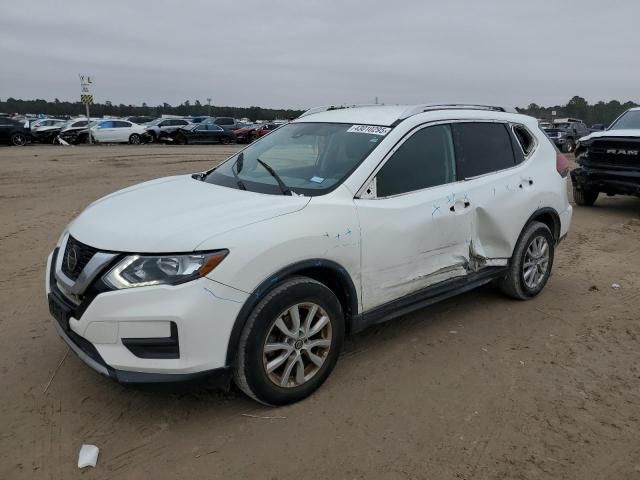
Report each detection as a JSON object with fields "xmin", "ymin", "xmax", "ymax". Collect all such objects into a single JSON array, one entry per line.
[{"xmin": 571, "ymin": 166, "xmax": 640, "ymax": 195}]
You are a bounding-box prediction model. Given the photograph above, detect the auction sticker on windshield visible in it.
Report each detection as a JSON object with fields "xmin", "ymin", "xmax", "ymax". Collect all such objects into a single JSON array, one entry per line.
[{"xmin": 347, "ymin": 125, "xmax": 391, "ymax": 135}]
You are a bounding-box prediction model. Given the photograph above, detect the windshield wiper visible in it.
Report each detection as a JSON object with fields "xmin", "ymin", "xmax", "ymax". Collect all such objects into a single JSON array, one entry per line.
[{"xmin": 256, "ymin": 158, "xmax": 291, "ymax": 196}]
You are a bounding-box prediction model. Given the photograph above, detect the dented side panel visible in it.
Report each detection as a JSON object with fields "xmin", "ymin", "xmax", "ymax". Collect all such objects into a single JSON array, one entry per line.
[
  {"xmin": 355, "ymin": 184, "xmax": 474, "ymax": 310},
  {"xmin": 462, "ymin": 137, "xmax": 569, "ymax": 261}
]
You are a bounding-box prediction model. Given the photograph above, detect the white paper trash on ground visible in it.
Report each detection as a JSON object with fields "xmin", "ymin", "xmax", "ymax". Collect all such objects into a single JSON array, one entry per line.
[{"xmin": 78, "ymin": 444, "xmax": 99, "ymax": 468}]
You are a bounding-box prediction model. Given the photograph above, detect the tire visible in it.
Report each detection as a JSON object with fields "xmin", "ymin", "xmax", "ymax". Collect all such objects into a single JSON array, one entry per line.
[
  {"xmin": 129, "ymin": 134, "xmax": 141, "ymax": 145},
  {"xmin": 175, "ymin": 134, "xmax": 187, "ymax": 145},
  {"xmin": 234, "ymin": 276, "xmax": 345, "ymax": 406},
  {"xmin": 498, "ymin": 221, "xmax": 555, "ymax": 300},
  {"xmin": 563, "ymin": 138, "xmax": 575, "ymax": 153},
  {"xmin": 10, "ymin": 132, "xmax": 27, "ymax": 146},
  {"xmin": 573, "ymin": 186, "xmax": 598, "ymax": 206},
  {"xmin": 220, "ymin": 136, "xmax": 230, "ymax": 145}
]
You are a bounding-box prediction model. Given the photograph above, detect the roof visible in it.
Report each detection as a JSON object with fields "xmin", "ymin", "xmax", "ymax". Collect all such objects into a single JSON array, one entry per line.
[{"xmin": 295, "ymin": 104, "xmax": 517, "ymax": 126}]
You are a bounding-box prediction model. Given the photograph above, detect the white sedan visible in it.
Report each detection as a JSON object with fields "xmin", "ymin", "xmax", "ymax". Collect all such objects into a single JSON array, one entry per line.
[{"xmin": 90, "ymin": 120, "xmax": 147, "ymax": 144}]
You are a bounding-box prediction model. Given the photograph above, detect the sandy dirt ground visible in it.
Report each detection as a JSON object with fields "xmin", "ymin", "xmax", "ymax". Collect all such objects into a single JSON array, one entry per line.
[{"xmin": 1, "ymin": 144, "xmax": 639, "ymax": 480}]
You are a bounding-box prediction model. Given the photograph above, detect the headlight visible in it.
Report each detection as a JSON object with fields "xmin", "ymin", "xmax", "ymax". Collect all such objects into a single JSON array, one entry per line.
[{"xmin": 103, "ymin": 250, "xmax": 228, "ymax": 289}]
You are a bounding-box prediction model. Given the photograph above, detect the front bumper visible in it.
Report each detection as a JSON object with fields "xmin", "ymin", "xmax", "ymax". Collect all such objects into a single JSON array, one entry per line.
[
  {"xmin": 571, "ymin": 166, "xmax": 640, "ymax": 195},
  {"xmin": 46, "ymin": 248, "xmax": 248, "ymax": 383}
]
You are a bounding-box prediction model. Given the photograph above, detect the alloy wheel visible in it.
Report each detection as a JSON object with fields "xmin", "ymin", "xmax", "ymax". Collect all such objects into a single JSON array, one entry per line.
[
  {"xmin": 523, "ymin": 235, "xmax": 550, "ymax": 289},
  {"xmin": 262, "ymin": 302, "xmax": 332, "ymax": 388}
]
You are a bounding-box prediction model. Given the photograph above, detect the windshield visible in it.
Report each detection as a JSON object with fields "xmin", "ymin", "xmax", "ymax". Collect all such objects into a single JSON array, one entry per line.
[
  {"xmin": 610, "ymin": 110, "xmax": 640, "ymax": 130},
  {"xmin": 204, "ymin": 122, "xmax": 388, "ymax": 196}
]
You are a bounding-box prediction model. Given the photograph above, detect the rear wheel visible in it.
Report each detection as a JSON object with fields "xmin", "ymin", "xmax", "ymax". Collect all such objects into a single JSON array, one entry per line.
[
  {"xmin": 129, "ymin": 134, "xmax": 141, "ymax": 145},
  {"xmin": 499, "ymin": 221, "xmax": 555, "ymax": 300},
  {"xmin": 234, "ymin": 277, "xmax": 345, "ymax": 406},
  {"xmin": 573, "ymin": 186, "xmax": 598, "ymax": 206},
  {"xmin": 10, "ymin": 132, "xmax": 27, "ymax": 146},
  {"xmin": 220, "ymin": 136, "xmax": 230, "ymax": 145}
]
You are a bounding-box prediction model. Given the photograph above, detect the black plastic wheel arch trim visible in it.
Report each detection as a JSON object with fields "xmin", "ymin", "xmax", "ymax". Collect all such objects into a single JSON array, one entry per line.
[{"xmin": 224, "ymin": 258, "xmax": 359, "ymax": 366}]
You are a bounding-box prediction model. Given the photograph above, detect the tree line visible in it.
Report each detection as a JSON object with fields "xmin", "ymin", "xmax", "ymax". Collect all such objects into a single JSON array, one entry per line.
[
  {"xmin": 0, "ymin": 97, "xmax": 304, "ymax": 121},
  {"xmin": 517, "ymin": 96, "xmax": 638, "ymax": 126},
  {"xmin": 1, "ymin": 96, "xmax": 637, "ymax": 126}
]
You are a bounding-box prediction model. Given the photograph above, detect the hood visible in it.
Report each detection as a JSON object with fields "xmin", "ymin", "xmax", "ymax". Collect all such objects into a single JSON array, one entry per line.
[
  {"xmin": 579, "ymin": 129, "xmax": 640, "ymax": 143},
  {"xmin": 68, "ymin": 175, "xmax": 310, "ymax": 252}
]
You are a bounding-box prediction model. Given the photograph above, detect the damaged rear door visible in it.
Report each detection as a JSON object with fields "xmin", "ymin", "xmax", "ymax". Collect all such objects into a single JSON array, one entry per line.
[
  {"xmin": 355, "ymin": 123, "xmax": 473, "ymax": 311},
  {"xmin": 450, "ymin": 121, "xmax": 532, "ymax": 262}
]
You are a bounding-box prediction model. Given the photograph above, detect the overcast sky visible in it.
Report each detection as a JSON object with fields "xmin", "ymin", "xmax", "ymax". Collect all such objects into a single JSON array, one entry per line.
[{"xmin": 1, "ymin": 0, "xmax": 639, "ymax": 110}]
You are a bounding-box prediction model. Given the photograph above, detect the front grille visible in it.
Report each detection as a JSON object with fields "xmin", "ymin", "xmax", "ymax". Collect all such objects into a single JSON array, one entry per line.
[
  {"xmin": 61, "ymin": 236, "xmax": 99, "ymax": 280},
  {"xmin": 588, "ymin": 138, "xmax": 640, "ymax": 168}
]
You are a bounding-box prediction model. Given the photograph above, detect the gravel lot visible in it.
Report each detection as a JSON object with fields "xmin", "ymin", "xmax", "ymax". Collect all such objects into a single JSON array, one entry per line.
[{"xmin": 1, "ymin": 144, "xmax": 639, "ymax": 479}]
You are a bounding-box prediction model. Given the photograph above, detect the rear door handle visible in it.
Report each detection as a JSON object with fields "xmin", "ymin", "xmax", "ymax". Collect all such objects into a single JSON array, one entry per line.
[{"xmin": 450, "ymin": 200, "xmax": 471, "ymax": 212}]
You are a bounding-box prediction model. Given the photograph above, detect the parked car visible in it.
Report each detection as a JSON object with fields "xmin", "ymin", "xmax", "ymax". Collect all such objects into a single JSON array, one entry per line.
[
  {"xmin": 57, "ymin": 119, "xmax": 93, "ymax": 144},
  {"xmin": 46, "ymin": 104, "xmax": 572, "ymax": 405},
  {"xmin": 145, "ymin": 118, "xmax": 192, "ymax": 143},
  {"xmin": 254, "ymin": 123, "xmax": 278, "ymax": 139},
  {"xmin": 169, "ymin": 123, "xmax": 236, "ymax": 144},
  {"xmin": 90, "ymin": 120, "xmax": 148, "ymax": 144},
  {"xmin": 0, "ymin": 117, "xmax": 30, "ymax": 146},
  {"xmin": 189, "ymin": 116, "xmax": 209, "ymax": 124},
  {"xmin": 201, "ymin": 116, "xmax": 242, "ymax": 131},
  {"xmin": 233, "ymin": 124, "xmax": 260, "ymax": 143},
  {"xmin": 543, "ymin": 118, "xmax": 590, "ymax": 153},
  {"xmin": 31, "ymin": 119, "xmax": 68, "ymax": 143},
  {"xmin": 126, "ymin": 116, "xmax": 156, "ymax": 125},
  {"xmin": 572, "ymin": 107, "xmax": 640, "ymax": 206},
  {"xmin": 590, "ymin": 123, "xmax": 606, "ymax": 132}
]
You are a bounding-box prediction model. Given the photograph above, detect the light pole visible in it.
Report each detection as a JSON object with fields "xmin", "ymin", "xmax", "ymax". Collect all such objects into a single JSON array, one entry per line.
[{"xmin": 207, "ymin": 98, "xmax": 212, "ymax": 117}]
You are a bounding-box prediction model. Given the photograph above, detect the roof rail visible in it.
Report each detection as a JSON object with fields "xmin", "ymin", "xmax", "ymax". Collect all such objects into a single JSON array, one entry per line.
[
  {"xmin": 298, "ymin": 104, "xmax": 382, "ymax": 118},
  {"xmin": 398, "ymin": 104, "xmax": 515, "ymax": 120}
]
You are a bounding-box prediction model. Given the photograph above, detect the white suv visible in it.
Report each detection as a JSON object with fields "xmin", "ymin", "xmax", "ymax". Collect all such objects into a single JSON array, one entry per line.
[{"xmin": 46, "ymin": 104, "xmax": 573, "ymax": 405}]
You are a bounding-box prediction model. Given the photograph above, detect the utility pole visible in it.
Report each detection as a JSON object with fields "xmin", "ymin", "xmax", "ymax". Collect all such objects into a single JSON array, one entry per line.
[{"xmin": 207, "ymin": 98, "xmax": 212, "ymax": 117}]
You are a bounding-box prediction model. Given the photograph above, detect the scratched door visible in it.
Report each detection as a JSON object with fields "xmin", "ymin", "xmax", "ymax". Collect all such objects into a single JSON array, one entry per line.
[{"xmin": 354, "ymin": 123, "xmax": 473, "ymax": 311}]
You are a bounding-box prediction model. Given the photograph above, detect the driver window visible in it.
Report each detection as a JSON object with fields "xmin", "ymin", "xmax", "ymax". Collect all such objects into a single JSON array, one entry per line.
[{"xmin": 376, "ymin": 124, "xmax": 456, "ymax": 197}]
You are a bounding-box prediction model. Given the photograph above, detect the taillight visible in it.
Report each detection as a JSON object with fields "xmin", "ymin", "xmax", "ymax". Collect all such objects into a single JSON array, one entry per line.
[{"xmin": 556, "ymin": 151, "xmax": 570, "ymax": 178}]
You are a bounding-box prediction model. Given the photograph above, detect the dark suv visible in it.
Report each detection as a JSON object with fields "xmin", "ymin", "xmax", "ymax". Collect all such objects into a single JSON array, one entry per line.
[
  {"xmin": 202, "ymin": 117, "xmax": 241, "ymax": 131},
  {"xmin": 572, "ymin": 108, "xmax": 640, "ymax": 205},
  {"xmin": 544, "ymin": 118, "xmax": 590, "ymax": 153},
  {"xmin": 0, "ymin": 118, "xmax": 30, "ymax": 146}
]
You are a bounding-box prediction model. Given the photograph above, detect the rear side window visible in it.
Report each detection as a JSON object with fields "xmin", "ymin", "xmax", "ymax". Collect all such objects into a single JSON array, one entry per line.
[
  {"xmin": 452, "ymin": 123, "xmax": 516, "ymax": 178},
  {"xmin": 113, "ymin": 121, "xmax": 130, "ymax": 128},
  {"xmin": 512, "ymin": 125, "xmax": 534, "ymax": 156},
  {"xmin": 377, "ymin": 124, "xmax": 456, "ymax": 197}
]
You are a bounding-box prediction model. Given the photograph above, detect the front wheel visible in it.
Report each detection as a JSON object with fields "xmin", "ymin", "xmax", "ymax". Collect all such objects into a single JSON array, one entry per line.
[
  {"xmin": 563, "ymin": 139, "xmax": 575, "ymax": 153},
  {"xmin": 498, "ymin": 221, "xmax": 555, "ymax": 300},
  {"xmin": 234, "ymin": 277, "xmax": 345, "ymax": 406},
  {"xmin": 573, "ymin": 186, "xmax": 598, "ymax": 206}
]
